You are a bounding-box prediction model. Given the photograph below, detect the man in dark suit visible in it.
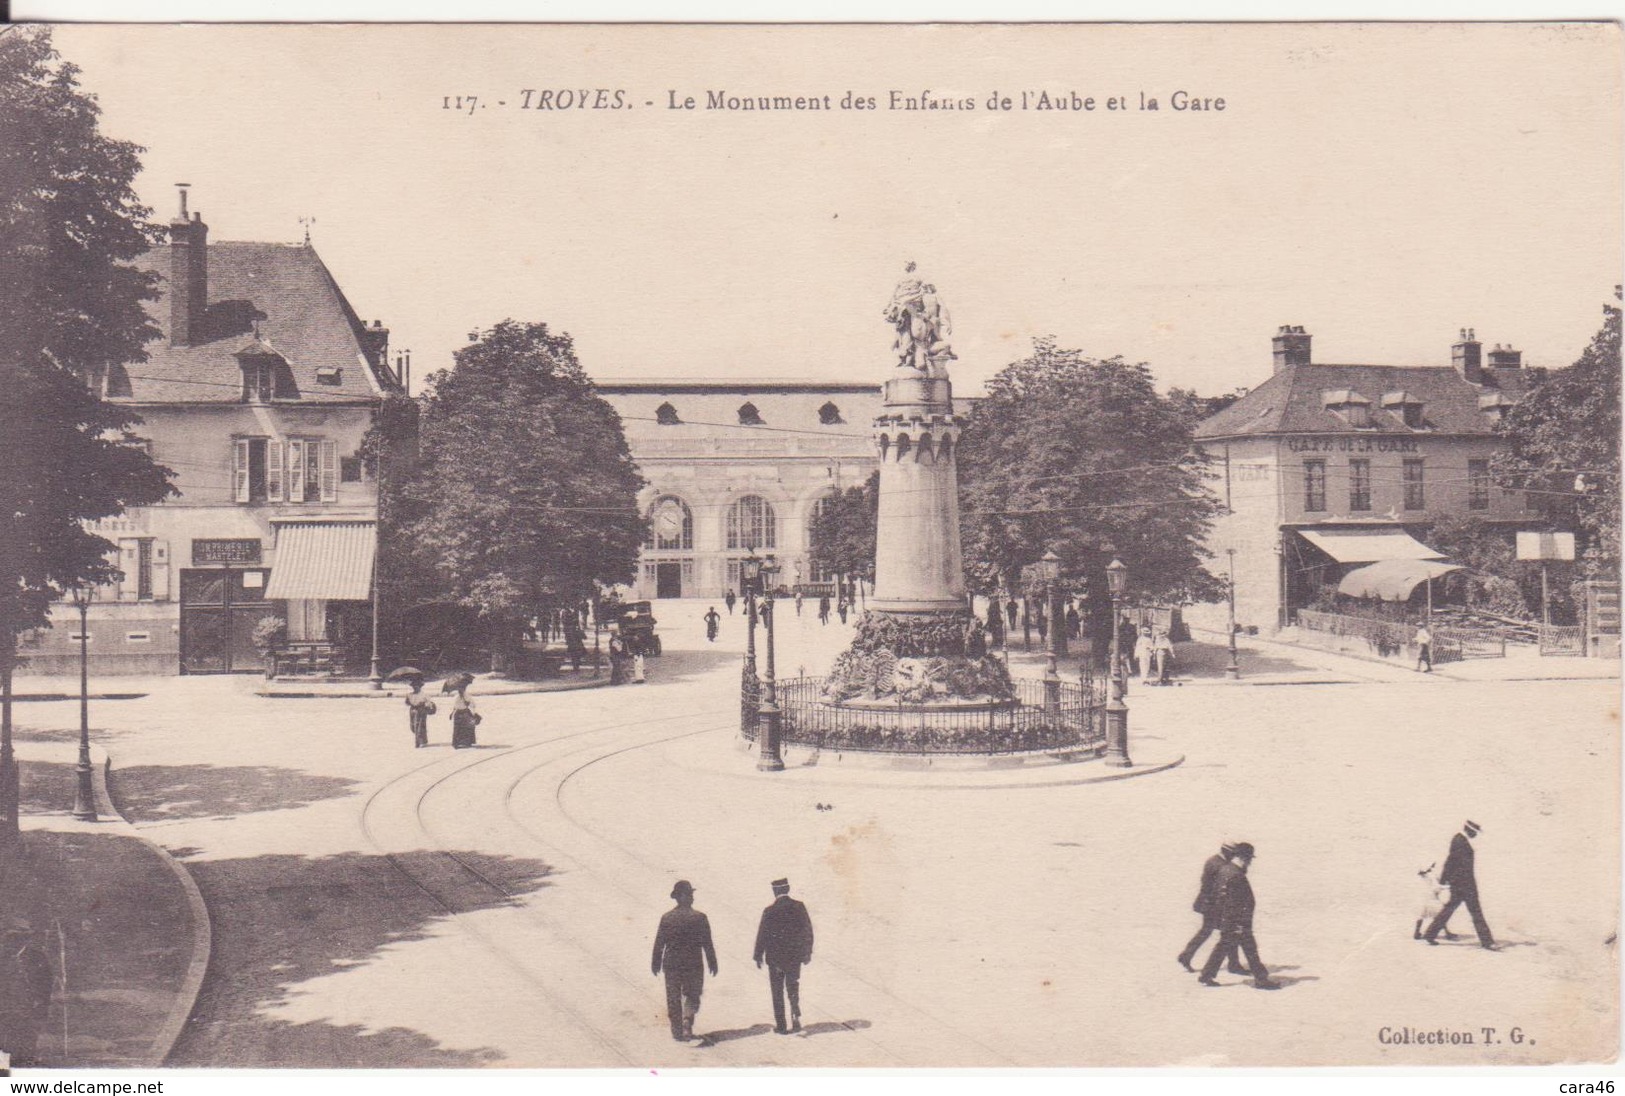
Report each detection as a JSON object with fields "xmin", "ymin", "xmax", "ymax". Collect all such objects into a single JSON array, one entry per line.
[
  {"xmin": 1178, "ymin": 843, "xmax": 1250, "ymax": 975},
  {"xmin": 652, "ymin": 880, "xmax": 718, "ymax": 1041},
  {"xmin": 753, "ymin": 878, "xmax": 815, "ymax": 1033},
  {"xmin": 1199, "ymin": 843, "xmax": 1279, "ymax": 990},
  {"xmin": 1423, "ymin": 820, "xmax": 1496, "ymax": 949}
]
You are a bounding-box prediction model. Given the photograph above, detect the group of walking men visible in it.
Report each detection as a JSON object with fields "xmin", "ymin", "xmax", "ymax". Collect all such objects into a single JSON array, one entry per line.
[{"xmin": 651, "ymin": 878, "xmax": 815, "ymax": 1043}]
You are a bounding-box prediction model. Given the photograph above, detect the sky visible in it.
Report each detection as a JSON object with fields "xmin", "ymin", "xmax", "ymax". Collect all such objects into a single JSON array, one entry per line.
[{"xmin": 48, "ymin": 22, "xmax": 1624, "ymax": 398}]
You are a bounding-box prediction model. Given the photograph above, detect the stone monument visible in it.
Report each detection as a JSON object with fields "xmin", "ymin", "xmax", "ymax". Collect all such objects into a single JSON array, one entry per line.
[{"xmin": 823, "ymin": 265, "xmax": 1013, "ymax": 706}]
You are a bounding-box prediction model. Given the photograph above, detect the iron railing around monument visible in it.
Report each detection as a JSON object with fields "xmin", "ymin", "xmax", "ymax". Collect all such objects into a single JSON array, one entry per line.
[{"xmin": 756, "ymin": 676, "xmax": 1107, "ymax": 756}]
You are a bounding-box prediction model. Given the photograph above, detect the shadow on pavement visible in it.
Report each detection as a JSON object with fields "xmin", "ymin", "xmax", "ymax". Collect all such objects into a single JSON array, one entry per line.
[
  {"xmin": 19, "ymin": 759, "xmax": 77, "ymax": 814},
  {"xmin": 170, "ymin": 848, "xmax": 555, "ymax": 1067},
  {"xmin": 1172, "ymin": 641, "xmax": 1322, "ymax": 679},
  {"xmin": 701, "ymin": 1022, "xmax": 774, "ymax": 1044},
  {"xmin": 110, "ymin": 764, "xmax": 361, "ymax": 823},
  {"xmin": 801, "ymin": 1019, "xmax": 872, "ymax": 1037},
  {"xmin": 637, "ymin": 647, "xmax": 740, "ymax": 685}
]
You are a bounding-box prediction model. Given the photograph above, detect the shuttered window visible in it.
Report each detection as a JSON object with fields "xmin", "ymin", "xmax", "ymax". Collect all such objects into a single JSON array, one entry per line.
[{"xmin": 234, "ymin": 439, "xmax": 252, "ymax": 502}]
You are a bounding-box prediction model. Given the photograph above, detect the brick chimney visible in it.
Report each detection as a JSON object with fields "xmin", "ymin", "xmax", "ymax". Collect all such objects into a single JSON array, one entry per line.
[
  {"xmin": 168, "ymin": 185, "xmax": 208, "ymax": 347},
  {"xmin": 1487, "ymin": 343, "xmax": 1522, "ymax": 370},
  {"xmin": 1452, "ymin": 327, "xmax": 1483, "ymax": 383},
  {"xmin": 1272, "ymin": 325, "xmax": 1311, "ymax": 373}
]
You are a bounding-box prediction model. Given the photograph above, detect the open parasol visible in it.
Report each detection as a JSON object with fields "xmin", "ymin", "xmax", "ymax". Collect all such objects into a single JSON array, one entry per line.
[
  {"xmin": 440, "ymin": 670, "xmax": 476, "ymax": 694},
  {"xmin": 384, "ymin": 666, "xmax": 426, "ymax": 682}
]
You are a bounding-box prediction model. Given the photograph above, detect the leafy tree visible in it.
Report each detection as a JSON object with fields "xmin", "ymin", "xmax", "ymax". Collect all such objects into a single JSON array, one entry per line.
[
  {"xmin": 958, "ymin": 338, "xmax": 1223, "ymax": 619},
  {"xmin": 0, "ymin": 27, "xmax": 175, "ymax": 844},
  {"xmin": 1494, "ymin": 288, "xmax": 1622, "ymax": 568},
  {"xmin": 1425, "ymin": 514, "xmax": 1564, "ymax": 621},
  {"xmin": 808, "ymin": 470, "xmax": 879, "ymax": 587},
  {"xmin": 397, "ymin": 320, "xmax": 645, "ymax": 671}
]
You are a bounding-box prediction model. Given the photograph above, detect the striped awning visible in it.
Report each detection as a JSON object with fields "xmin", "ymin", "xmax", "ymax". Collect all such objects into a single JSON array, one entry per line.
[{"xmin": 264, "ymin": 521, "xmax": 376, "ymax": 600}]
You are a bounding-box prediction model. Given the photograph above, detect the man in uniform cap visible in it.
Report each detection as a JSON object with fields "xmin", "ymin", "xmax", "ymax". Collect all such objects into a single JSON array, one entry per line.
[
  {"xmin": 753, "ymin": 878, "xmax": 815, "ymax": 1033},
  {"xmin": 652, "ymin": 880, "xmax": 718, "ymax": 1041},
  {"xmin": 1199, "ymin": 842, "xmax": 1279, "ymax": 990},
  {"xmin": 1423, "ymin": 821, "xmax": 1496, "ymax": 949},
  {"xmin": 1178, "ymin": 842, "xmax": 1251, "ymax": 975}
]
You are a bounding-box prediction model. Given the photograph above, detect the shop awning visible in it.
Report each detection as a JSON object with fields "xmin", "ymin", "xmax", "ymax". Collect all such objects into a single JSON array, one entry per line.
[
  {"xmin": 264, "ymin": 521, "xmax": 376, "ymax": 600},
  {"xmin": 1296, "ymin": 528, "xmax": 1445, "ymax": 563},
  {"xmin": 1337, "ymin": 558, "xmax": 1461, "ymax": 601}
]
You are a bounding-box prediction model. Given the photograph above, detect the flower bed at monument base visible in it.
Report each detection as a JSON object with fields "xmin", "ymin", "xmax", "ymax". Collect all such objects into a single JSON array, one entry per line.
[{"xmin": 764, "ymin": 676, "xmax": 1107, "ymax": 756}]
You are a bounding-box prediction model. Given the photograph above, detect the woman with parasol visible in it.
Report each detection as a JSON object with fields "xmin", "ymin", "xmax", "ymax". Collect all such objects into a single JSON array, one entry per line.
[
  {"xmin": 388, "ymin": 667, "xmax": 436, "ymax": 748},
  {"xmin": 443, "ymin": 671, "xmax": 480, "ymax": 748}
]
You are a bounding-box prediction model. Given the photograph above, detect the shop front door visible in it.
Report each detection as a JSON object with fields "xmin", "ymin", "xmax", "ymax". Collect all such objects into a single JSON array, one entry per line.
[{"xmin": 180, "ymin": 568, "xmax": 274, "ymax": 673}]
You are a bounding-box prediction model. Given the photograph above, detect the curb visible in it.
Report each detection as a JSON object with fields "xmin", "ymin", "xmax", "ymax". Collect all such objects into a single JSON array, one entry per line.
[
  {"xmin": 91, "ymin": 748, "xmax": 212, "ymax": 1069},
  {"xmin": 771, "ymin": 753, "xmax": 1187, "ymax": 792},
  {"xmin": 254, "ymin": 675, "xmax": 617, "ymax": 699}
]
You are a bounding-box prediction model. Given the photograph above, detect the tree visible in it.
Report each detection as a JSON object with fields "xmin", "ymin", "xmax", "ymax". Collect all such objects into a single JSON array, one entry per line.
[
  {"xmin": 958, "ymin": 338, "xmax": 1224, "ymax": 613},
  {"xmin": 398, "ymin": 320, "xmax": 645, "ymax": 671},
  {"xmin": 808, "ymin": 470, "xmax": 879, "ymax": 588},
  {"xmin": 1494, "ymin": 288, "xmax": 1622, "ymax": 567},
  {"xmin": 0, "ymin": 27, "xmax": 176, "ymax": 844}
]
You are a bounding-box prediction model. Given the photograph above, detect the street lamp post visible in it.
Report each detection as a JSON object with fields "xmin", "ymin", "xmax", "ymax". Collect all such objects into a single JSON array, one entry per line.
[
  {"xmin": 1225, "ymin": 548, "xmax": 1241, "ymax": 680},
  {"xmin": 757, "ymin": 556, "xmax": 785, "ymax": 772},
  {"xmin": 1037, "ymin": 550, "xmax": 1061, "ymax": 717},
  {"xmin": 741, "ymin": 549, "xmax": 761, "ymax": 738},
  {"xmin": 1104, "ymin": 558, "xmax": 1132, "ymax": 768},
  {"xmin": 69, "ymin": 585, "xmax": 98, "ymax": 822}
]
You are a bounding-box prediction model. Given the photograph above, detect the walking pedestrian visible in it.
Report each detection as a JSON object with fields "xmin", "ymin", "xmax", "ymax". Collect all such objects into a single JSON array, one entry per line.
[
  {"xmin": 986, "ymin": 600, "xmax": 1004, "ymax": 646},
  {"xmin": 1177, "ymin": 843, "xmax": 1251, "ymax": 975},
  {"xmin": 1021, "ymin": 601, "xmax": 1032, "ymax": 648},
  {"xmin": 608, "ymin": 631, "xmax": 629, "ymax": 685},
  {"xmin": 1006, "ymin": 597, "xmax": 1018, "ymax": 632},
  {"xmin": 1154, "ymin": 629, "xmax": 1176, "ymax": 685},
  {"xmin": 795, "ymin": 589, "xmax": 804, "ymax": 617},
  {"xmin": 448, "ymin": 678, "xmax": 480, "ymax": 749},
  {"xmin": 837, "ymin": 599, "xmax": 849, "ymax": 625},
  {"xmin": 818, "ymin": 595, "xmax": 831, "ymax": 625},
  {"xmin": 1414, "ymin": 621, "xmax": 1434, "ymax": 673},
  {"xmin": 1135, "ymin": 627, "xmax": 1155, "ymax": 685},
  {"xmin": 1422, "ymin": 821, "xmax": 1496, "ymax": 949},
  {"xmin": 725, "ymin": 589, "xmax": 737, "ymax": 616},
  {"xmin": 1066, "ymin": 604, "xmax": 1081, "ymax": 640},
  {"xmin": 753, "ymin": 878, "xmax": 815, "ymax": 1034},
  {"xmin": 652, "ymin": 880, "xmax": 718, "ymax": 1042},
  {"xmin": 704, "ymin": 606, "xmax": 721, "ymax": 643},
  {"xmin": 1198, "ymin": 843, "xmax": 1279, "ymax": 989},
  {"xmin": 565, "ymin": 617, "xmax": 587, "ymax": 671},
  {"xmin": 404, "ymin": 675, "xmax": 436, "ymax": 748},
  {"xmin": 1118, "ymin": 614, "xmax": 1140, "ymax": 677}
]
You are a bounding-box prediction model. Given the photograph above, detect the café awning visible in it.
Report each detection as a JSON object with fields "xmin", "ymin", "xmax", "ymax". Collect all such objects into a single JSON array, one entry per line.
[
  {"xmin": 264, "ymin": 521, "xmax": 376, "ymax": 600},
  {"xmin": 1337, "ymin": 558, "xmax": 1461, "ymax": 601},
  {"xmin": 1296, "ymin": 528, "xmax": 1445, "ymax": 563}
]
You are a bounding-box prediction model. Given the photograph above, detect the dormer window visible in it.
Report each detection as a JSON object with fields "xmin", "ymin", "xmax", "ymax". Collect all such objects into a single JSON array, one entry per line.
[
  {"xmin": 1478, "ymin": 392, "xmax": 1515, "ymax": 421},
  {"xmin": 315, "ymin": 366, "xmax": 342, "ymax": 387},
  {"xmin": 818, "ymin": 401, "xmax": 843, "ymax": 425},
  {"xmin": 1322, "ymin": 389, "xmax": 1372, "ymax": 427},
  {"xmin": 738, "ymin": 402, "xmax": 764, "ymax": 426},
  {"xmin": 1380, "ymin": 390, "xmax": 1426, "ymax": 429},
  {"xmin": 656, "ymin": 401, "xmax": 681, "ymax": 425},
  {"xmin": 241, "ymin": 360, "xmax": 273, "ymax": 403}
]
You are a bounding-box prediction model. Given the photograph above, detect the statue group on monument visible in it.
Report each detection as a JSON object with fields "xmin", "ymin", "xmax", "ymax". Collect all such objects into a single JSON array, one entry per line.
[{"xmin": 884, "ymin": 261, "xmax": 956, "ymax": 378}]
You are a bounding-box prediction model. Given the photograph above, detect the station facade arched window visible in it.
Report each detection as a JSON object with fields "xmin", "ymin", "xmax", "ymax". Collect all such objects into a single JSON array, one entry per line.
[
  {"xmin": 645, "ymin": 495, "xmax": 694, "ymax": 550},
  {"xmin": 726, "ymin": 494, "xmax": 776, "ymax": 550}
]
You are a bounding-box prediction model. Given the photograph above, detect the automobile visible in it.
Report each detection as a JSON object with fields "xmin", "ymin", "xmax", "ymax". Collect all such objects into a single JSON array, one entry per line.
[{"xmin": 618, "ymin": 601, "xmax": 662, "ymax": 656}]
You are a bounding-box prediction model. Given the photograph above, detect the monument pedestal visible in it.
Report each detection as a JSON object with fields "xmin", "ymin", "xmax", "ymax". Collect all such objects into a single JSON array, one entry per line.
[{"xmin": 870, "ymin": 372, "xmax": 967, "ymax": 615}]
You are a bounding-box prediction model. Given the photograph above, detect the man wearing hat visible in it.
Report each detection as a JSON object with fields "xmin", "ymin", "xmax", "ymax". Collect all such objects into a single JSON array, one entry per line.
[
  {"xmin": 652, "ymin": 880, "xmax": 718, "ymax": 1041},
  {"xmin": 1423, "ymin": 821, "xmax": 1496, "ymax": 949},
  {"xmin": 753, "ymin": 878, "xmax": 815, "ymax": 1033},
  {"xmin": 1199, "ymin": 842, "xmax": 1279, "ymax": 989},
  {"xmin": 1178, "ymin": 842, "xmax": 1251, "ymax": 976}
]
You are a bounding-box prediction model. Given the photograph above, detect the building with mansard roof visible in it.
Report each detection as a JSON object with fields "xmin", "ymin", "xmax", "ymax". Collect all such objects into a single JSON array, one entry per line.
[
  {"xmin": 1190, "ymin": 325, "xmax": 1544, "ymax": 634},
  {"xmin": 25, "ymin": 192, "xmax": 402, "ymax": 675}
]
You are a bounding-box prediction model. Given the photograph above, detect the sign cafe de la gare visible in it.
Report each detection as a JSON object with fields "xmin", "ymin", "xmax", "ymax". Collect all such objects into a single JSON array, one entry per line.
[{"xmin": 1284, "ymin": 434, "xmax": 1423, "ymax": 454}]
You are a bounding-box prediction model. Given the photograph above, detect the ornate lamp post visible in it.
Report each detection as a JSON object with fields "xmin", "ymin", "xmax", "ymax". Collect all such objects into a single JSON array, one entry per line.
[
  {"xmin": 1037, "ymin": 550, "xmax": 1061, "ymax": 717},
  {"xmin": 741, "ymin": 549, "xmax": 761, "ymax": 738},
  {"xmin": 69, "ymin": 584, "xmax": 98, "ymax": 822},
  {"xmin": 756, "ymin": 556, "xmax": 785, "ymax": 772},
  {"xmin": 1104, "ymin": 558, "xmax": 1132, "ymax": 768},
  {"xmin": 1225, "ymin": 548, "xmax": 1241, "ymax": 680}
]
